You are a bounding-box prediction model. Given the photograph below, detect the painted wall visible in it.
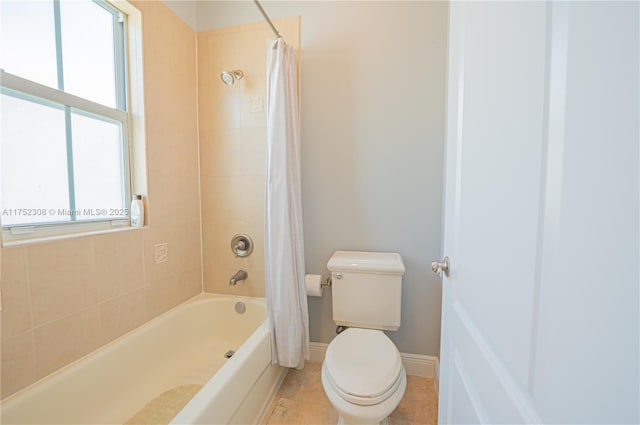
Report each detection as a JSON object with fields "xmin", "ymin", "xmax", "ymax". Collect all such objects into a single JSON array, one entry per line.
[
  {"xmin": 198, "ymin": 18, "xmax": 300, "ymax": 297},
  {"xmin": 0, "ymin": 1, "xmax": 201, "ymax": 398},
  {"xmin": 189, "ymin": 1, "xmax": 448, "ymax": 356}
]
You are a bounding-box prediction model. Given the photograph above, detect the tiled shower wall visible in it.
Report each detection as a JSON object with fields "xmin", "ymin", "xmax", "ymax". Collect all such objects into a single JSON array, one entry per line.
[
  {"xmin": 0, "ymin": 1, "xmax": 201, "ymax": 398},
  {"xmin": 198, "ymin": 18, "xmax": 300, "ymax": 297}
]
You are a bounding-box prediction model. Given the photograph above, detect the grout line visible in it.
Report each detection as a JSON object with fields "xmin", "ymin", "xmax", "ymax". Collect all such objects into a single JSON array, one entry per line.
[
  {"xmin": 194, "ymin": 28, "xmax": 205, "ymax": 296},
  {"xmin": 24, "ymin": 246, "xmax": 37, "ymax": 370},
  {"xmin": 30, "ymin": 305, "xmax": 98, "ymax": 332}
]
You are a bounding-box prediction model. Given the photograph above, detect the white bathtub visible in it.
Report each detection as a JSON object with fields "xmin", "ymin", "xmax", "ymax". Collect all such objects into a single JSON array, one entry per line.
[{"xmin": 1, "ymin": 294, "xmax": 286, "ymax": 424}]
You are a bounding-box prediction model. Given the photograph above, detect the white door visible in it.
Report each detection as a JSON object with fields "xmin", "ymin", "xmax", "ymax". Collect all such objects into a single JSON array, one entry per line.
[{"xmin": 437, "ymin": 2, "xmax": 639, "ymax": 424}]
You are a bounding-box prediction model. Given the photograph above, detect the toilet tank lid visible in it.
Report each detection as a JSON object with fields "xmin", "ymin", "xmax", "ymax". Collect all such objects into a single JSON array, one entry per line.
[{"xmin": 327, "ymin": 251, "xmax": 406, "ymax": 274}]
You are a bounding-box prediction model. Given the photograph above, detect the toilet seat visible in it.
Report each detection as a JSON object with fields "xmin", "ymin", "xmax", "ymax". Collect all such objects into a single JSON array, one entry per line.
[{"xmin": 323, "ymin": 328, "xmax": 403, "ymax": 406}]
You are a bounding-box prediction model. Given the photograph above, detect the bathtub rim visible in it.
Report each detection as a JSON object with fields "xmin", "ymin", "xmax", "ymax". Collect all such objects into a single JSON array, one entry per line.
[{"xmin": 0, "ymin": 292, "xmax": 267, "ymax": 406}]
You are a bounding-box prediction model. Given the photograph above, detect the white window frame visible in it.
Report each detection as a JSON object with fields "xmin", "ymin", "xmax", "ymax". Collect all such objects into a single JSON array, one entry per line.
[{"xmin": 0, "ymin": 0, "xmax": 144, "ymax": 245}]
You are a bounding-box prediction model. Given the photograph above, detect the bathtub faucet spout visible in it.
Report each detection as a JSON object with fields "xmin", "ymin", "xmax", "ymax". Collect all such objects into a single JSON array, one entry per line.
[{"xmin": 229, "ymin": 269, "xmax": 248, "ymax": 286}]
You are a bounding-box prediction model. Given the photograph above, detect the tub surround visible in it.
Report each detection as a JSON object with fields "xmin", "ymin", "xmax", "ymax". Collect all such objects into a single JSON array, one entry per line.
[
  {"xmin": 197, "ymin": 18, "xmax": 300, "ymax": 298},
  {"xmin": 0, "ymin": 1, "xmax": 201, "ymax": 399}
]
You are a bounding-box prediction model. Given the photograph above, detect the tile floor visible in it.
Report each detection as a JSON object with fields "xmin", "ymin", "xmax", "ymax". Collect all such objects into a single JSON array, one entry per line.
[{"xmin": 262, "ymin": 362, "xmax": 438, "ymax": 425}]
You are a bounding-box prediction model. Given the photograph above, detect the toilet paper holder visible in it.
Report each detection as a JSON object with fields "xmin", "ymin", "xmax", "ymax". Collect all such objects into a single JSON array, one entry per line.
[{"xmin": 321, "ymin": 275, "xmax": 332, "ymax": 288}]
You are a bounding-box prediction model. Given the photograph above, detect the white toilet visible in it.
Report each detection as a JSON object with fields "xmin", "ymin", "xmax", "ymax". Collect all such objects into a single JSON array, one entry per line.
[{"xmin": 321, "ymin": 251, "xmax": 407, "ymax": 425}]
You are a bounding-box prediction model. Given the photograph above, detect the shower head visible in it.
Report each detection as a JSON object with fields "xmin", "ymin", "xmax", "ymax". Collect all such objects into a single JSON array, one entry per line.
[{"xmin": 221, "ymin": 70, "xmax": 244, "ymax": 85}]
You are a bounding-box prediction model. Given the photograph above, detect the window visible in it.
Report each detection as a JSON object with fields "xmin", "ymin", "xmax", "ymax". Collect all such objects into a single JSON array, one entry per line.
[{"xmin": 1, "ymin": 0, "xmax": 133, "ymax": 238}]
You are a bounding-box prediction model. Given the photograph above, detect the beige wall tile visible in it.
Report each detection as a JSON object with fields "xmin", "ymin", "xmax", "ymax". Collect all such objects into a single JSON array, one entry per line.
[
  {"xmin": 28, "ymin": 238, "xmax": 98, "ymax": 326},
  {"xmin": 147, "ymin": 138, "xmax": 199, "ymax": 183},
  {"xmin": 1, "ymin": 247, "xmax": 31, "ymax": 338},
  {"xmin": 176, "ymin": 176, "xmax": 203, "ymax": 221},
  {"xmin": 173, "ymin": 227, "xmax": 203, "ymax": 274},
  {"xmin": 145, "ymin": 123, "xmax": 198, "ymax": 182},
  {"xmin": 144, "ymin": 268, "xmax": 180, "ymax": 320},
  {"xmin": 144, "ymin": 282, "xmax": 168, "ymax": 321},
  {"xmin": 33, "ymin": 308, "xmax": 101, "ymax": 379},
  {"xmin": 147, "ymin": 173, "xmax": 181, "ymax": 228},
  {"xmin": 29, "ymin": 266, "xmax": 98, "ymax": 327},
  {"xmin": 197, "ymin": 85, "xmax": 214, "ymax": 137},
  {"xmin": 200, "ymin": 137, "xmax": 243, "ymax": 177},
  {"xmin": 209, "ymin": 84, "xmax": 242, "ymax": 130},
  {"xmin": 240, "ymin": 128, "xmax": 267, "ymax": 176},
  {"xmin": 100, "ymin": 289, "xmax": 148, "ymax": 343},
  {"xmin": 1, "ymin": 330, "xmax": 35, "ymax": 398},
  {"xmin": 241, "ymin": 176, "xmax": 266, "ymax": 223},
  {"xmin": 202, "ymin": 265, "xmax": 216, "ymax": 294},
  {"xmin": 27, "ymin": 236, "xmax": 96, "ymax": 271},
  {"xmin": 146, "ymin": 174, "xmax": 201, "ymax": 229},
  {"xmin": 1, "ymin": 247, "xmax": 27, "ymax": 281},
  {"xmin": 95, "ymin": 231, "xmax": 145, "ymax": 302},
  {"xmin": 200, "ymin": 176, "xmax": 245, "ymax": 224},
  {"xmin": 179, "ymin": 267, "xmax": 202, "ymax": 304},
  {"xmin": 197, "ymin": 32, "xmax": 210, "ymax": 87}
]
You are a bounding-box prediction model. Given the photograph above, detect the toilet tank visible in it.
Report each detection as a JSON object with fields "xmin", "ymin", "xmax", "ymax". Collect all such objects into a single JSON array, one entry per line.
[{"xmin": 327, "ymin": 251, "xmax": 405, "ymax": 331}]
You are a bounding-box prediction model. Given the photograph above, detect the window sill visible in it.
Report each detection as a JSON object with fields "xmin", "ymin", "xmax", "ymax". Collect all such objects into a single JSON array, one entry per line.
[{"xmin": 2, "ymin": 225, "xmax": 147, "ymax": 248}]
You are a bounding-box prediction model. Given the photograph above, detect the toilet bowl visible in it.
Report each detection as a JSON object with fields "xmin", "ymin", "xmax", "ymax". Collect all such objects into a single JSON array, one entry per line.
[{"xmin": 321, "ymin": 328, "xmax": 407, "ymax": 425}]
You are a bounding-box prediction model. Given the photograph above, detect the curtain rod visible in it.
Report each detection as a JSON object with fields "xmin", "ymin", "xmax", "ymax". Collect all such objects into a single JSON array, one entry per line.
[{"xmin": 253, "ymin": 0, "xmax": 282, "ymax": 38}]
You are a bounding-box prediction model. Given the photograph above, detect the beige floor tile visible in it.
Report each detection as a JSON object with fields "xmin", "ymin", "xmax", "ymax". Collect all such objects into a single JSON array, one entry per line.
[
  {"xmin": 277, "ymin": 362, "xmax": 331, "ymax": 406},
  {"xmin": 390, "ymin": 376, "xmax": 439, "ymax": 425},
  {"xmin": 302, "ymin": 400, "xmax": 340, "ymax": 425},
  {"xmin": 390, "ymin": 394, "xmax": 415, "ymax": 422},
  {"xmin": 266, "ymin": 398, "xmax": 307, "ymax": 425},
  {"xmin": 266, "ymin": 398, "xmax": 338, "ymax": 425},
  {"xmin": 264, "ymin": 363, "xmax": 439, "ymax": 425},
  {"xmin": 389, "ymin": 418, "xmax": 415, "ymax": 425}
]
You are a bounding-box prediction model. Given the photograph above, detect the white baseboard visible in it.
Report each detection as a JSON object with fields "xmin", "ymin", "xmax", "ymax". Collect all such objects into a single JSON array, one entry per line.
[
  {"xmin": 401, "ymin": 352, "xmax": 439, "ymax": 379},
  {"xmin": 308, "ymin": 341, "xmax": 439, "ymax": 381},
  {"xmin": 309, "ymin": 342, "xmax": 328, "ymax": 363}
]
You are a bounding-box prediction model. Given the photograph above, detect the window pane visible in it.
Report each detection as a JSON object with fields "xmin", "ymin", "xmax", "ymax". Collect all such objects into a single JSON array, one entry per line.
[
  {"xmin": 71, "ymin": 112, "xmax": 125, "ymax": 221},
  {"xmin": 0, "ymin": 1, "xmax": 58, "ymax": 89},
  {"xmin": 60, "ymin": 0, "xmax": 116, "ymax": 107},
  {"xmin": 1, "ymin": 94, "xmax": 70, "ymax": 226}
]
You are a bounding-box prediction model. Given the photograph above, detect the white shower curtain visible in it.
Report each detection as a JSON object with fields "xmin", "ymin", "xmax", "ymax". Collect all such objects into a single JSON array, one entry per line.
[{"xmin": 265, "ymin": 38, "xmax": 309, "ymax": 369}]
